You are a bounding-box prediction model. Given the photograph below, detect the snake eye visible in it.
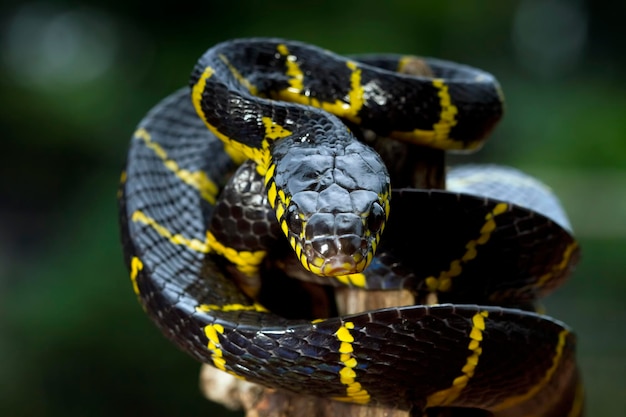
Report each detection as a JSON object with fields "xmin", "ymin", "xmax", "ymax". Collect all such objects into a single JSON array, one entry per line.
[
  {"xmin": 286, "ymin": 205, "xmax": 303, "ymax": 236},
  {"xmin": 367, "ymin": 202, "xmax": 385, "ymax": 234}
]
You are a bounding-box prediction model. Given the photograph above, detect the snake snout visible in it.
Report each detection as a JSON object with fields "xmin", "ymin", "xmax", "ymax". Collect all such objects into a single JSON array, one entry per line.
[
  {"xmin": 308, "ymin": 236, "xmax": 365, "ymax": 276},
  {"xmin": 302, "ymin": 213, "xmax": 370, "ymax": 276},
  {"xmin": 321, "ymin": 254, "xmax": 359, "ymax": 276}
]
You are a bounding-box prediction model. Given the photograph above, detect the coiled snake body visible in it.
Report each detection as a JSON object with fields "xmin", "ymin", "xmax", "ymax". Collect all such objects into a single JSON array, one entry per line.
[{"xmin": 118, "ymin": 39, "xmax": 583, "ymax": 415}]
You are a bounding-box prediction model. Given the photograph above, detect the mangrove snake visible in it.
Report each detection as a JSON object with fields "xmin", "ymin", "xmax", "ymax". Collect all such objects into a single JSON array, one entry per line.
[{"xmin": 118, "ymin": 39, "xmax": 583, "ymax": 416}]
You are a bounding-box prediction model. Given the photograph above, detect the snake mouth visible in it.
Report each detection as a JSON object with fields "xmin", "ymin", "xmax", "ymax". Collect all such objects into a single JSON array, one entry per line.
[
  {"xmin": 284, "ymin": 206, "xmax": 382, "ymax": 277},
  {"xmin": 308, "ymin": 253, "xmax": 366, "ymax": 276},
  {"xmin": 301, "ymin": 236, "xmax": 369, "ymax": 276},
  {"xmin": 320, "ymin": 255, "xmax": 359, "ymax": 276}
]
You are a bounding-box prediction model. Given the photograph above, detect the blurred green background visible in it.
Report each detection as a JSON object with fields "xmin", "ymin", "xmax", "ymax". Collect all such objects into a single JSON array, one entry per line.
[{"xmin": 1, "ymin": 0, "xmax": 624, "ymax": 416}]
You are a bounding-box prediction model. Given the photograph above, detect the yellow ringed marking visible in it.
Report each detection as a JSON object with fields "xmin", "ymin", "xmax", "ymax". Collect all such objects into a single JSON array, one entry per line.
[
  {"xmin": 426, "ymin": 203, "xmax": 509, "ymax": 293},
  {"xmin": 221, "ymin": 141, "xmax": 248, "ymax": 165},
  {"xmin": 204, "ymin": 323, "xmax": 245, "ymax": 379},
  {"xmin": 278, "ymin": 188, "xmax": 287, "ymax": 203},
  {"xmin": 275, "ymin": 200, "xmax": 285, "ymax": 221},
  {"xmin": 131, "ymin": 210, "xmax": 265, "ymax": 276},
  {"xmin": 345, "ymin": 60, "xmax": 365, "ymax": 120},
  {"xmin": 197, "ymin": 303, "xmax": 268, "ymax": 313},
  {"xmin": 218, "ymin": 53, "xmax": 258, "ymax": 95},
  {"xmin": 496, "ymin": 237, "xmax": 578, "ymax": 300},
  {"xmin": 335, "ymin": 273, "xmax": 367, "ymax": 288},
  {"xmin": 391, "ymin": 79, "xmax": 474, "ymax": 150},
  {"xmin": 492, "ymin": 329, "xmax": 570, "ymax": 411},
  {"xmin": 129, "ymin": 256, "xmax": 143, "ymax": 296},
  {"xmin": 243, "ymin": 116, "xmax": 291, "ymax": 178},
  {"xmin": 275, "ymin": 45, "xmax": 364, "ymax": 122},
  {"xmin": 264, "ymin": 163, "xmax": 276, "ymax": 187},
  {"xmin": 190, "ymin": 66, "xmax": 270, "ymax": 173},
  {"xmin": 261, "ymin": 116, "xmax": 292, "ymax": 140},
  {"xmin": 331, "ymin": 321, "xmax": 371, "ymax": 404},
  {"xmin": 432, "ymin": 78, "xmax": 459, "ymax": 138},
  {"xmin": 307, "ymin": 261, "xmax": 322, "ymax": 276},
  {"xmin": 134, "ymin": 128, "xmax": 219, "ymax": 204},
  {"xmin": 206, "ymin": 231, "xmax": 266, "ymax": 276},
  {"xmin": 426, "ymin": 310, "xmax": 489, "ymax": 407},
  {"xmin": 281, "ymin": 220, "xmax": 290, "ymax": 239},
  {"xmin": 266, "ymin": 175, "xmax": 292, "ymax": 223},
  {"xmin": 266, "ymin": 180, "xmax": 278, "ymax": 209},
  {"xmin": 536, "ymin": 241, "xmax": 579, "ymax": 287},
  {"xmin": 132, "ymin": 210, "xmax": 209, "ymax": 252},
  {"xmin": 277, "ymin": 43, "xmax": 304, "ymax": 93},
  {"xmin": 191, "ymin": 66, "xmax": 218, "ymax": 135},
  {"xmin": 230, "ymin": 141, "xmax": 270, "ymax": 176}
]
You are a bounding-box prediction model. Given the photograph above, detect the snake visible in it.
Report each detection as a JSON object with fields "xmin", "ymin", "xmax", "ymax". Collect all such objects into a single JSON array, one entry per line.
[{"xmin": 118, "ymin": 38, "xmax": 583, "ymax": 416}]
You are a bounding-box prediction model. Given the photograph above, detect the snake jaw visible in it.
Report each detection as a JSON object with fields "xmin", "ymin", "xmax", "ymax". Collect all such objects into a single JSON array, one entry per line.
[
  {"xmin": 287, "ymin": 212, "xmax": 377, "ymax": 277},
  {"xmin": 320, "ymin": 255, "xmax": 358, "ymax": 276},
  {"xmin": 303, "ymin": 248, "xmax": 363, "ymax": 277}
]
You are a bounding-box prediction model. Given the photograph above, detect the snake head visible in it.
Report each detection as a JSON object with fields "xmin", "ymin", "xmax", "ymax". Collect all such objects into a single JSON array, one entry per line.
[{"xmin": 267, "ymin": 137, "xmax": 390, "ymax": 277}]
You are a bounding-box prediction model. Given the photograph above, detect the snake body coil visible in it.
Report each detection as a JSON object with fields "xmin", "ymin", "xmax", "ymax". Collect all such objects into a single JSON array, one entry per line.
[{"xmin": 118, "ymin": 39, "xmax": 583, "ymax": 415}]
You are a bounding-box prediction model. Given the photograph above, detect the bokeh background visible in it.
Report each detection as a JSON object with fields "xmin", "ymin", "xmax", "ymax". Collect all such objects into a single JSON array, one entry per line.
[{"xmin": 1, "ymin": 1, "xmax": 624, "ymax": 416}]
